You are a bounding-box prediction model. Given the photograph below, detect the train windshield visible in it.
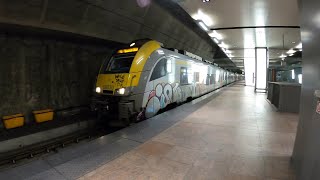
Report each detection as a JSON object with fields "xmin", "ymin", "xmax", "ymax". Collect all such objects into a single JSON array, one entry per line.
[{"xmin": 104, "ymin": 55, "xmax": 135, "ymax": 74}]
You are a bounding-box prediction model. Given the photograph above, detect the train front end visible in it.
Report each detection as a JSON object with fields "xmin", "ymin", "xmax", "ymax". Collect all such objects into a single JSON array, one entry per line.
[{"xmin": 91, "ymin": 40, "xmax": 161, "ymax": 124}]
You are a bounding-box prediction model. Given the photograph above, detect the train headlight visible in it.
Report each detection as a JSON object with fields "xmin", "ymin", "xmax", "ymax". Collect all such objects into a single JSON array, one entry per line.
[
  {"xmin": 96, "ymin": 87, "xmax": 101, "ymax": 93},
  {"xmin": 117, "ymin": 88, "xmax": 126, "ymax": 95}
]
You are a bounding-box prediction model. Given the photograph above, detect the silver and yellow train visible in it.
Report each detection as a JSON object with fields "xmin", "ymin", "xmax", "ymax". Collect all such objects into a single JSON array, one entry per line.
[{"xmin": 91, "ymin": 39, "xmax": 241, "ymax": 125}]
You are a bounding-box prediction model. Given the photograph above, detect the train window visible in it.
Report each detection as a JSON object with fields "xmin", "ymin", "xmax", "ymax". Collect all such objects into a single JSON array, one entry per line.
[
  {"xmin": 194, "ymin": 72, "xmax": 200, "ymax": 82},
  {"xmin": 205, "ymin": 74, "xmax": 210, "ymax": 85},
  {"xmin": 180, "ymin": 67, "xmax": 188, "ymax": 85},
  {"xmin": 150, "ymin": 58, "xmax": 167, "ymax": 81},
  {"xmin": 210, "ymin": 74, "xmax": 215, "ymax": 84},
  {"xmin": 104, "ymin": 55, "xmax": 135, "ymax": 74},
  {"xmin": 205, "ymin": 74, "xmax": 215, "ymax": 85}
]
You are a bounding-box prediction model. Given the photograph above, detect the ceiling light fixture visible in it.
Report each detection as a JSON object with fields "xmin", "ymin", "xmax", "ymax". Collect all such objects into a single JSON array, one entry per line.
[
  {"xmin": 198, "ymin": 21, "xmax": 209, "ymax": 31},
  {"xmin": 209, "ymin": 31, "xmax": 223, "ymax": 40},
  {"xmin": 213, "ymin": 38, "xmax": 220, "ymax": 44},
  {"xmin": 289, "ymin": 54, "xmax": 294, "ymax": 56},
  {"xmin": 192, "ymin": 10, "xmax": 213, "ymax": 26},
  {"xmin": 219, "ymin": 42, "xmax": 228, "ymax": 49},
  {"xmin": 225, "ymin": 50, "xmax": 232, "ymax": 54},
  {"xmin": 202, "ymin": 0, "xmax": 210, "ymax": 2}
]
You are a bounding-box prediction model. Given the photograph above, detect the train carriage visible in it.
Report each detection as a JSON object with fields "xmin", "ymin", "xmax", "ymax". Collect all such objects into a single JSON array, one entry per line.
[{"xmin": 92, "ymin": 39, "xmax": 239, "ymax": 125}]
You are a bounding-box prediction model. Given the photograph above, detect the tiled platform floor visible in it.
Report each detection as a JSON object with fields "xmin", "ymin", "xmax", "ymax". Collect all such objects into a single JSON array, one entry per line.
[
  {"xmin": 0, "ymin": 83, "xmax": 298, "ymax": 180},
  {"xmin": 80, "ymin": 83, "xmax": 298, "ymax": 180}
]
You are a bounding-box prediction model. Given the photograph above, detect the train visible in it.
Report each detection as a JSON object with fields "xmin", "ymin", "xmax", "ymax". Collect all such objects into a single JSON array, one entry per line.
[{"xmin": 91, "ymin": 39, "xmax": 241, "ymax": 125}]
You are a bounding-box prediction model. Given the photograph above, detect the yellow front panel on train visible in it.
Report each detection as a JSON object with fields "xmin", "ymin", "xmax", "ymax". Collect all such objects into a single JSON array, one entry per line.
[
  {"xmin": 96, "ymin": 73, "xmax": 142, "ymax": 92},
  {"xmin": 130, "ymin": 41, "xmax": 161, "ymax": 73}
]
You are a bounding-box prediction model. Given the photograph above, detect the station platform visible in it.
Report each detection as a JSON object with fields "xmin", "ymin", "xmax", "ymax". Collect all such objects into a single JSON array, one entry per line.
[{"xmin": 0, "ymin": 82, "xmax": 298, "ymax": 180}]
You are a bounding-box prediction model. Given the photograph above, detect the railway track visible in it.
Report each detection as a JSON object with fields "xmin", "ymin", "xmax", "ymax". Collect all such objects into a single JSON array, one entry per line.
[{"xmin": 0, "ymin": 126, "xmax": 116, "ymax": 168}]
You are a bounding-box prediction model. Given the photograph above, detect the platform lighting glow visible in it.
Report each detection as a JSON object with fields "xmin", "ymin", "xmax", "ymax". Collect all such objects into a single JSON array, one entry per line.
[
  {"xmin": 130, "ymin": 43, "xmax": 135, "ymax": 47},
  {"xmin": 291, "ymin": 69, "xmax": 295, "ymax": 79},
  {"xmin": 228, "ymin": 54, "xmax": 234, "ymax": 58},
  {"xmin": 192, "ymin": 10, "xmax": 213, "ymax": 26},
  {"xmin": 298, "ymin": 74, "xmax": 302, "ymax": 84},
  {"xmin": 287, "ymin": 49, "xmax": 296, "ymax": 54},
  {"xmin": 289, "ymin": 54, "xmax": 294, "ymax": 56},
  {"xmin": 198, "ymin": 21, "xmax": 209, "ymax": 31}
]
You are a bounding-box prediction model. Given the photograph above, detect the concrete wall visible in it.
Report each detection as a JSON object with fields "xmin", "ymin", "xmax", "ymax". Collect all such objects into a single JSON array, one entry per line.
[
  {"xmin": 0, "ymin": 34, "xmax": 111, "ymax": 126},
  {"xmin": 0, "ymin": 0, "xmax": 214, "ymax": 58},
  {"xmin": 292, "ymin": 0, "xmax": 320, "ymax": 179}
]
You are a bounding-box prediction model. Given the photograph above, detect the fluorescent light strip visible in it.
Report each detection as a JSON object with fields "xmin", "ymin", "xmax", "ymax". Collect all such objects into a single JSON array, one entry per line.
[
  {"xmin": 213, "ymin": 38, "xmax": 220, "ymax": 44},
  {"xmin": 225, "ymin": 50, "xmax": 232, "ymax": 54},
  {"xmin": 198, "ymin": 21, "xmax": 209, "ymax": 31},
  {"xmin": 219, "ymin": 42, "xmax": 228, "ymax": 49},
  {"xmin": 209, "ymin": 31, "xmax": 223, "ymax": 40}
]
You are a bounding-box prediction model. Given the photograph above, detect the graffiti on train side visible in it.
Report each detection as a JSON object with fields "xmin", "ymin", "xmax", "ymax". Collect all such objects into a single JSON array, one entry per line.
[
  {"xmin": 140, "ymin": 83, "xmax": 193, "ymax": 119},
  {"xmin": 115, "ymin": 74, "xmax": 125, "ymax": 87}
]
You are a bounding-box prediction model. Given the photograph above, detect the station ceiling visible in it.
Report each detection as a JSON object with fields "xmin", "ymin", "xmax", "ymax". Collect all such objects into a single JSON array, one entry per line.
[{"xmin": 174, "ymin": 0, "xmax": 301, "ymax": 70}]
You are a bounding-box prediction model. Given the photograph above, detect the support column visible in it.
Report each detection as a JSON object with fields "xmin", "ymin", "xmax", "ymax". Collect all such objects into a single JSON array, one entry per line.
[{"xmin": 255, "ymin": 47, "xmax": 268, "ymax": 92}]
